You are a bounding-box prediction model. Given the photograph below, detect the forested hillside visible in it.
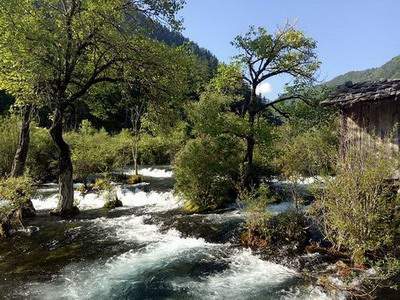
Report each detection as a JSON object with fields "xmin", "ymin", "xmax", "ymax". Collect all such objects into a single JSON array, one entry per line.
[
  {"xmin": 327, "ymin": 55, "xmax": 400, "ymax": 85},
  {"xmin": 151, "ymin": 22, "xmax": 219, "ymax": 72}
]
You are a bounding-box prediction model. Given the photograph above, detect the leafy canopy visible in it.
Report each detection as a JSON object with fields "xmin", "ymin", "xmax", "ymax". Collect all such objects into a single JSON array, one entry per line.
[
  {"xmin": 232, "ymin": 24, "xmax": 320, "ymax": 87},
  {"xmin": 0, "ymin": 0, "xmax": 185, "ymax": 110}
]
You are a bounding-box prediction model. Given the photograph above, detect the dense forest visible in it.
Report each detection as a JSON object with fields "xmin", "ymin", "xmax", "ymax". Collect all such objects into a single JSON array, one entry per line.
[{"xmin": 0, "ymin": 1, "xmax": 399, "ymax": 299}]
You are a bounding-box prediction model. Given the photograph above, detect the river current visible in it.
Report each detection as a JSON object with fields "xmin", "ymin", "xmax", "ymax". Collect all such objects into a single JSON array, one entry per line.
[{"xmin": 0, "ymin": 167, "xmax": 337, "ymax": 300}]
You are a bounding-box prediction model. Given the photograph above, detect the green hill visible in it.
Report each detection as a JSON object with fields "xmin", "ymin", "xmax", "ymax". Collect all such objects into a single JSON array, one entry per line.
[{"xmin": 327, "ymin": 55, "xmax": 400, "ymax": 86}]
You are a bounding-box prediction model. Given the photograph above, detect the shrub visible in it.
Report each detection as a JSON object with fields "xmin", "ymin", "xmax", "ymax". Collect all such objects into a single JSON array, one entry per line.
[
  {"xmin": 103, "ymin": 189, "xmax": 122, "ymax": 209},
  {"xmin": 174, "ymin": 134, "xmax": 244, "ymax": 212},
  {"xmin": 311, "ymin": 148, "xmax": 398, "ymax": 264},
  {"xmin": 0, "ymin": 116, "xmax": 57, "ymax": 182},
  {"xmin": 239, "ymin": 184, "xmax": 308, "ymax": 249},
  {"xmin": 93, "ymin": 178, "xmax": 113, "ymax": 192},
  {"xmin": 138, "ymin": 122, "xmax": 187, "ymax": 165},
  {"xmin": 103, "ymin": 196, "xmax": 122, "ymax": 209},
  {"xmin": 138, "ymin": 135, "xmax": 173, "ymax": 165},
  {"xmin": 274, "ymin": 122, "xmax": 338, "ymax": 178},
  {"xmin": 266, "ymin": 210, "xmax": 308, "ymax": 246},
  {"xmin": 238, "ymin": 184, "xmax": 273, "ymax": 243},
  {"xmin": 0, "ymin": 176, "xmax": 36, "ymax": 217},
  {"xmin": 127, "ymin": 174, "xmax": 143, "ymax": 185},
  {"xmin": 26, "ymin": 126, "xmax": 58, "ymax": 182},
  {"xmin": 0, "ymin": 116, "xmax": 19, "ymax": 176},
  {"xmin": 66, "ymin": 121, "xmax": 131, "ymax": 183},
  {"xmin": 90, "ymin": 177, "xmax": 122, "ymax": 209}
]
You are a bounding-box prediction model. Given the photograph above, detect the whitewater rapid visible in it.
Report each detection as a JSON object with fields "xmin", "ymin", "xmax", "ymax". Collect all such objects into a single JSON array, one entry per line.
[{"xmin": 16, "ymin": 167, "xmax": 337, "ymax": 299}]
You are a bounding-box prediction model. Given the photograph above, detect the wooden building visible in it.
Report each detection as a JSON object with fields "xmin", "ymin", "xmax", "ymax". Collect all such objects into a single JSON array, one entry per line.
[{"xmin": 323, "ymin": 79, "xmax": 400, "ymax": 156}]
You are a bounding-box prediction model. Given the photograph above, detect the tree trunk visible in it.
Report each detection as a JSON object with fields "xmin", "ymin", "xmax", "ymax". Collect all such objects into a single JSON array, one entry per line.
[
  {"xmin": 10, "ymin": 105, "xmax": 32, "ymax": 177},
  {"xmin": 132, "ymin": 141, "xmax": 139, "ymax": 176},
  {"xmin": 131, "ymin": 107, "xmax": 141, "ymax": 176},
  {"xmin": 243, "ymin": 87, "xmax": 257, "ymax": 188},
  {"xmin": 10, "ymin": 105, "xmax": 36, "ymax": 218},
  {"xmin": 49, "ymin": 107, "xmax": 78, "ymax": 216}
]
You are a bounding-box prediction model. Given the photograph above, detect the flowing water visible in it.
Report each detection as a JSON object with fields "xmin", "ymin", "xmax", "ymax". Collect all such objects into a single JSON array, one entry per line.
[{"xmin": 0, "ymin": 167, "xmax": 337, "ymax": 300}]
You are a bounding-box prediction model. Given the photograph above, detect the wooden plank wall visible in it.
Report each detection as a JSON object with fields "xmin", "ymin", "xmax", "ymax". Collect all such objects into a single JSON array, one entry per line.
[{"xmin": 341, "ymin": 99, "xmax": 400, "ymax": 156}]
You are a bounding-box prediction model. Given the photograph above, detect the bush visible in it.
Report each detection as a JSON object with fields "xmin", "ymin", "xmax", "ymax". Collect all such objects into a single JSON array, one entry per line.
[
  {"xmin": 239, "ymin": 184, "xmax": 308, "ymax": 249},
  {"xmin": 0, "ymin": 116, "xmax": 19, "ymax": 176},
  {"xmin": 138, "ymin": 121, "xmax": 187, "ymax": 165},
  {"xmin": 174, "ymin": 134, "xmax": 244, "ymax": 212},
  {"xmin": 138, "ymin": 135, "xmax": 173, "ymax": 165},
  {"xmin": 311, "ymin": 148, "xmax": 399, "ymax": 264},
  {"xmin": 0, "ymin": 176, "xmax": 36, "ymax": 217},
  {"xmin": 127, "ymin": 174, "xmax": 143, "ymax": 185},
  {"xmin": 0, "ymin": 116, "xmax": 57, "ymax": 182},
  {"xmin": 238, "ymin": 184, "xmax": 272, "ymax": 244},
  {"xmin": 93, "ymin": 178, "xmax": 113, "ymax": 192},
  {"xmin": 274, "ymin": 122, "xmax": 338, "ymax": 178},
  {"xmin": 26, "ymin": 126, "xmax": 58, "ymax": 182},
  {"xmin": 90, "ymin": 177, "xmax": 122, "ymax": 209},
  {"xmin": 66, "ymin": 121, "xmax": 131, "ymax": 183}
]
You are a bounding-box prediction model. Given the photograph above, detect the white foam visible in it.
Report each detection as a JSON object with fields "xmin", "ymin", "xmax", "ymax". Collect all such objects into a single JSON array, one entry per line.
[
  {"xmin": 89, "ymin": 215, "xmax": 164, "ymax": 243},
  {"xmin": 175, "ymin": 249, "xmax": 298, "ymax": 299},
  {"xmin": 31, "ymin": 193, "xmax": 59, "ymax": 210},
  {"xmin": 32, "ymin": 187, "xmax": 181, "ymax": 212},
  {"xmin": 24, "ymin": 217, "xmax": 213, "ymax": 299},
  {"xmin": 117, "ymin": 188, "xmax": 181, "ymax": 212},
  {"xmin": 124, "ymin": 166, "xmax": 173, "ymax": 178}
]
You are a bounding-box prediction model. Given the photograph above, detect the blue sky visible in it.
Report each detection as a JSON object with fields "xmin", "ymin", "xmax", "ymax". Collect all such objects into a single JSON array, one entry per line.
[{"xmin": 179, "ymin": 0, "xmax": 400, "ymax": 99}]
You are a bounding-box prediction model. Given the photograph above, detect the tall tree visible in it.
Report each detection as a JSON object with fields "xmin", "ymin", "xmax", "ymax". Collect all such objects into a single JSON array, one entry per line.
[
  {"xmin": 232, "ymin": 24, "xmax": 320, "ymax": 185},
  {"xmin": 10, "ymin": 105, "xmax": 33, "ymax": 178},
  {"xmin": 0, "ymin": 0, "xmax": 184, "ymax": 216}
]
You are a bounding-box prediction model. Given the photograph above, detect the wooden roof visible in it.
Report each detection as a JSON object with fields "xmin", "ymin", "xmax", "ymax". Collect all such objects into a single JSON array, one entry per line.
[{"xmin": 322, "ymin": 79, "xmax": 400, "ymax": 106}]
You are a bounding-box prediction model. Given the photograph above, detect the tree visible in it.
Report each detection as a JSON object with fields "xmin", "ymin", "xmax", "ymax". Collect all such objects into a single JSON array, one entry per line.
[
  {"xmin": 232, "ymin": 24, "xmax": 320, "ymax": 185},
  {"xmin": 10, "ymin": 105, "xmax": 33, "ymax": 178},
  {"xmin": 0, "ymin": 0, "xmax": 184, "ymax": 216}
]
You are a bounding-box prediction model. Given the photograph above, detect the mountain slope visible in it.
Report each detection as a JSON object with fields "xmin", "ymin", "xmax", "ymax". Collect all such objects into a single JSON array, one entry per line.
[
  {"xmin": 327, "ymin": 55, "xmax": 400, "ymax": 86},
  {"xmin": 150, "ymin": 22, "xmax": 219, "ymax": 73}
]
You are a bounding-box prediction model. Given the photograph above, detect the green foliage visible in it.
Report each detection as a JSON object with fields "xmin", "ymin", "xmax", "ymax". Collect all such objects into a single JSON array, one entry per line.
[
  {"xmin": 0, "ymin": 176, "xmax": 36, "ymax": 217},
  {"xmin": 0, "ymin": 0, "xmax": 185, "ymax": 107},
  {"xmin": 272, "ymin": 86, "xmax": 339, "ymax": 178},
  {"xmin": 127, "ymin": 175, "xmax": 143, "ymax": 185},
  {"xmin": 372, "ymin": 257, "xmax": 400, "ymax": 291},
  {"xmin": 0, "ymin": 116, "xmax": 57, "ymax": 181},
  {"xmin": 26, "ymin": 126, "xmax": 58, "ymax": 182},
  {"xmin": 274, "ymin": 123, "xmax": 338, "ymax": 178},
  {"xmin": 93, "ymin": 178, "xmax": 113, "ymax": 192},
  {"xmin": 239, "ymin": 183, "xmax": 273, "ymax": 240},
  {"xmin": 207, "ymin": 63, "xmax": 245, "ymax": 96},
  {"xmin": 328, "ymin": 55, "xmax": 400, "ymax": 86},
  {"xmin": 239, "ymin": 183, "xmax": 308, "ymax": 249},
  {"xmin": 189, "ymin": 91, "xmax": 248, "ymax": 138},
  {"xmin": 103, "ymin": 194, "xmax": 122, "ymax": 209},
  {"xmin": 0, "ymin": 116, "xmax": 20, "ymax": 176},
  {"xmin": 174, "ymin": 135, "xmax": 244, "ymax": 212},
  {"xmin": 232, "ymin": 24, "xmax": 320, "ymax": 84},
  {"xmin": 312, "ymin": 148, "xmax": 399, "ymax": 264},
  {"xmin": 66, "ymin": 121, "xmax": 131, "ymax": 183},
  {"xmin": 266, "ymin": 211, "xmax": 308, "ymax": 246},
  {"xmin": 138, "ymin": 122, "xmax": 187, "ymax": 165}
]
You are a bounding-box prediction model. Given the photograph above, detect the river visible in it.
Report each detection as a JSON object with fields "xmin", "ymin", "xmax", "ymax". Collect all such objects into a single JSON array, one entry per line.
[{"xmin": 0, "ymin": 167, "xmax": 338, "ymax": 299}]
